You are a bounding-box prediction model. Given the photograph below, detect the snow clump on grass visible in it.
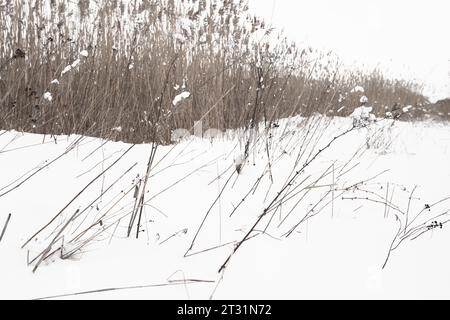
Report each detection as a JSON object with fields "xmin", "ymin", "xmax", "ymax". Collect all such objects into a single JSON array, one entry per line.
[
  {"xmin": 351, "ymin": 85, "xmax": 365, "ymax": 93},
  {"xmin": 172, "ymin": 91, "xmax": 191, "ymax": 106},
  {"xmin": 351, "ymin": 105, "xmax": 375, "ymax": 127},
  {"xmin": 360, "ymin": 95, "xmax": 369, "ymax": 104},
  {"xmin": 402, "ymin": 105, "xmax": 413, "ymax": 113},
  {"xmin": 43, "ymin": 92, "xmax": 53, "ymax": 102},
  {"xmin": 71, "ymin": 59, "xmax": 80, "ymax": 68},
  {"xmin": 61, "ymin": 65, "xmax": 72, "ymax": 76}
]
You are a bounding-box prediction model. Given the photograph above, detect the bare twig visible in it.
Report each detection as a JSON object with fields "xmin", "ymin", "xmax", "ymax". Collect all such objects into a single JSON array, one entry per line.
[
  {"xmin": 0, "ymin": 213, "xmax": 12, "ymax": 243},
  {"xmin": 34, "ymin": 279, "xmax": 215, "ymax": 300},
  {"xmin": 22, "ymin": 145, "xmax": 135, "ymax": 249}
]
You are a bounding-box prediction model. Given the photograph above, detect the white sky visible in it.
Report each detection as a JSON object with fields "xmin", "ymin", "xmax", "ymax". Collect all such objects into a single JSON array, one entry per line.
[{"xmin": 248, "ymin": 0, "xmax": 450, "ymax": 102}]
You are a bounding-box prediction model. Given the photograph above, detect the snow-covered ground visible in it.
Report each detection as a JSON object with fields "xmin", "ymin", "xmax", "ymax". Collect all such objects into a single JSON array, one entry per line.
[{"xmin": 0, "ymin": 116, "xmax": 450, "ymax": 299}]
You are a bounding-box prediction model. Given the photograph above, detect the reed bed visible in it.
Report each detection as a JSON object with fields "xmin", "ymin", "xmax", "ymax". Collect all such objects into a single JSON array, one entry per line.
[{"xmin": 0, "ymin": 0, "xmax": 429, "ymax": 145}]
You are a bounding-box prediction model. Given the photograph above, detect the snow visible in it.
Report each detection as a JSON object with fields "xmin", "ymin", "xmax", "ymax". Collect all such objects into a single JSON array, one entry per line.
[
  {"xmin": 50, "ymin": 79, "xmax": 59, "ymax": 85},
  {"xmin": 71, "ymin": 59, "xmax": 81, "ymax": 68},
  {"xmin": 351, "ymin": 105, "xmax": 373, "ymax": 120},
  {"xmin": 172, "ymin": 91, "xmax": 191, "ymax": 106},
  {"xmin": 42, "ymin": 92, "xmax": 53, "ymax": 102},
  {"xmin": 61, "ymin": 65, "xmax": 72, "ymax": 76},
  {"xmin": 1, "ymin": 116, "xmax": 450, "ymax": 299},
  {"xmin": 80, "ymin": 50, "xmax": 89, "ymax": 57},
  {"xmin": 351, "ymin": 85, "xmax": 365, "ymax": 93},
  {"xmin": 403, "ymin": 105, "xmax": 413, "ymax": 113},
  {"xmin": 360, "ymin": 95, "xmax": 369, "ymax": 104}
]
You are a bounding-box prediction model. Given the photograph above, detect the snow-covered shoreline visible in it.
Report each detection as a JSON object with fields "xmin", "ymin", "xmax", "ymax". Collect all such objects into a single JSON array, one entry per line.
[{"xmin": 1, "ymin": 116, "xmax": 450, "ymax": 299}]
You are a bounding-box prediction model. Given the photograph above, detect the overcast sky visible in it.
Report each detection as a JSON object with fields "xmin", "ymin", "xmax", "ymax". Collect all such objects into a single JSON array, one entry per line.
[{"xmin": 248, "ymin": 0, "xmax": 450, "ymax": 102}]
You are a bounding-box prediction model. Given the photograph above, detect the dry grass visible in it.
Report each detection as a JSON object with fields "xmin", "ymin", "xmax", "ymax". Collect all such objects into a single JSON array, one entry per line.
[{"xmin": 0, "ymin": 0, "xmax": 430, "ymax": 145}]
